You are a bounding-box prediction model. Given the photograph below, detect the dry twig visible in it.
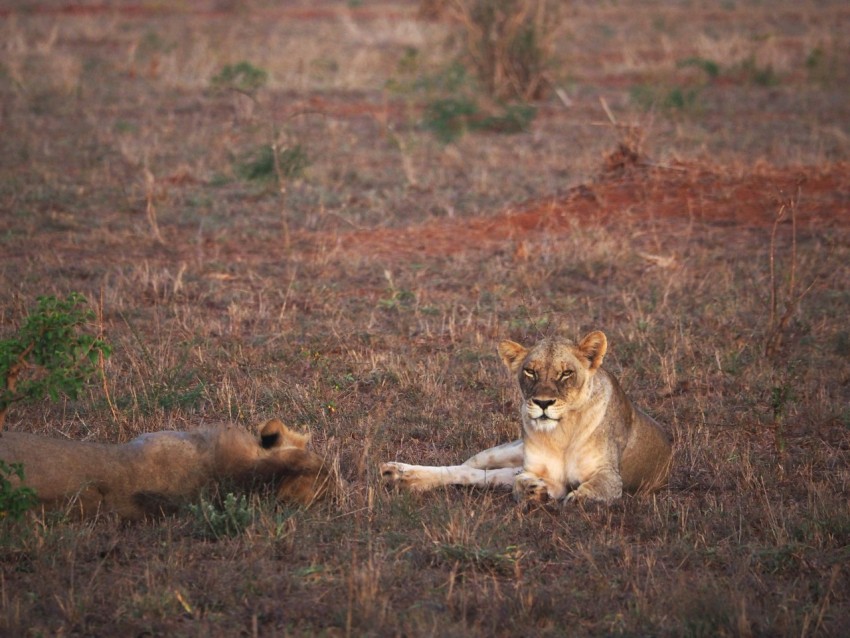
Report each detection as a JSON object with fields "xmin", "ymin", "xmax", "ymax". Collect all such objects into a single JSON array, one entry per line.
[{"xmin": 764, "ymin": 198, "xmax": 816, "ymax": 357}]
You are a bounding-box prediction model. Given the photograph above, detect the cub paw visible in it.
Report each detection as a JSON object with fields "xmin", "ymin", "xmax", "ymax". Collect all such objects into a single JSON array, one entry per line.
[{"xmin": 513, "ymin": 472, "xmax": 552, "ymax": 503}]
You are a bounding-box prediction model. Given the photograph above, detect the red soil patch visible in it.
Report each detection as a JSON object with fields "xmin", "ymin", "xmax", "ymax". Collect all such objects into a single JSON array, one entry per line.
[{"xmin": 319, "ymin": 162, "xmax": 850, "ymax": 261}]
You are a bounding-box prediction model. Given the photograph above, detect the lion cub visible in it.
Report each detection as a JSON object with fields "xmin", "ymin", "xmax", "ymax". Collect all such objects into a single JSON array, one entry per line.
[
  {"xmin": 381, "ymin": 332, "xmax": 672, "ymax": 503},
  {"xmin": 0, "ymin": 419, "xmax": 332, "ymax": 520}
]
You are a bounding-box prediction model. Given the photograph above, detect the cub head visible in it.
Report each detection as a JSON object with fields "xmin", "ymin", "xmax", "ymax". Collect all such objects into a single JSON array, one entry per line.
[{"xmin": 498, "ymin": 331, "xmax": 607, "ymax": 432}]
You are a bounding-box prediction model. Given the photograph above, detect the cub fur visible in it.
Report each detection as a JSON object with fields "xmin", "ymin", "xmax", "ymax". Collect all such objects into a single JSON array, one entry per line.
[
  {"xmin": 0, "ymin": 419, "xmax": 332, "ymax": 520},
  {"xmin": 381, "ymin": 331, "xmax": 672, "ymax": 503}
]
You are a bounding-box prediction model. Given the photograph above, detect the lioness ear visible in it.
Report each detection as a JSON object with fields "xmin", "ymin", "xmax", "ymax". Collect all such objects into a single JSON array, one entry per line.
[
  {"xmin": 259, "ymin": 419, "xmax": 311, "ymax": 450},
  {"xmin": 578, "ymin": 331, "xmax": 607, "ymax": 371},
  {"xmin": 259, "ymin": 419, "xmax": 284, "ymax": 449},
  {"xmin": 498, "ymin": 340, "xmax": 528, "ymax": 373}
]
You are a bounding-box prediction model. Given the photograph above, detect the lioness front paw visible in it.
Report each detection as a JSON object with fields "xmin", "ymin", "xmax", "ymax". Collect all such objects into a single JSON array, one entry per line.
[
  {"xmin": 380, "ymin": 462, "xmax": 430, "ymax": 491},
  {"xmin": 564, "ymin": 483, "xmax": 620, "ymax": 504},
  {"xmin": 513, "ymin": 472, "xmax": 552, "ymax": 503}
]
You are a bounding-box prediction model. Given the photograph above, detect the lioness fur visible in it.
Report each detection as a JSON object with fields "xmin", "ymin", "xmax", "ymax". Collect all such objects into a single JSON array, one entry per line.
[
  {"xmin": 0, "ymin": 419, "xmax": 332, "ymax": 520},
  {"xmin": 381, "ymin": 331, "xmax": 672, "ymax": 503}
]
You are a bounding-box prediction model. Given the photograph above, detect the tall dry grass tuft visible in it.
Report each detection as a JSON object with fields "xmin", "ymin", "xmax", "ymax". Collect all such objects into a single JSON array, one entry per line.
[
  {"xmin": 450, "ymin": 0, "xmax": 562, "ymax": 100},
  {"xmin": 764, "ymin": 199, "xmax": 816, "ymax": 358},
  {"xmin": 143, "ymin": 161, "xmax": 165, "ymax": 246}
]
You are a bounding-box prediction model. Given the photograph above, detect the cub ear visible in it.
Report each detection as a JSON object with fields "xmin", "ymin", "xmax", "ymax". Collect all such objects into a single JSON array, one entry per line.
[
  {"xmin": 498, "ymin": 340, "xmax": 528, "ymax": 373},
  {"xmin": 259, "ymin": 418, "xmax": 311, "ymax": 450},
  {"xmin": 578, "ymin": 331, "xmax": 607, "ymax": 371}
]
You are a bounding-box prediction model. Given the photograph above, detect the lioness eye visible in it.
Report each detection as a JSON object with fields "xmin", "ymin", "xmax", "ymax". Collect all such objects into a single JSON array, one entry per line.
[
  {"xmin": 559, "ymin": 370, "xmax": 573, "ymax": 381},
  {"xmin": 523, "ymin": 368, "xmax": 536, "ymax": 379}
]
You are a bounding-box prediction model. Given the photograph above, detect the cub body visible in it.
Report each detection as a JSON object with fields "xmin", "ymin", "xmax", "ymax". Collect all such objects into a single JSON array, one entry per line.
[
  {"xmin": 382, "ymin": 332, "xmax": 672, "ymax": 503},
  {"xmin": 0, "ymin": 419, "xmax": 331, "ymax": 520}
]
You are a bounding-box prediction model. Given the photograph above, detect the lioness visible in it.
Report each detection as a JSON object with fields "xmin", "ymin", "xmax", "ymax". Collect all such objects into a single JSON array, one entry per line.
[
  {"xmin": 0, "ymin": 419, "xmax": 332, "ymax": 520},
  {"xmin": 381, "ymin": 332, "xmax": 672, "ymax": 503}
]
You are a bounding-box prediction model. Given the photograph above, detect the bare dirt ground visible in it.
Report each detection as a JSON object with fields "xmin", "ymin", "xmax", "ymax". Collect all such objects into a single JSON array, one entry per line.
[
  {"xmin": 329, "ymin": 161, "xmax": 850, "ymax": 260},
  {"xmin": 1, "ymin": 1, "xmax": 849, "ymax": 636}
]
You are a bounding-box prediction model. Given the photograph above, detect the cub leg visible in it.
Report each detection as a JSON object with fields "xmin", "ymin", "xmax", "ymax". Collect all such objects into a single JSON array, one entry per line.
[{"xmin": 462, "ymin": 439, "xmax": 524, "ymax": 469}]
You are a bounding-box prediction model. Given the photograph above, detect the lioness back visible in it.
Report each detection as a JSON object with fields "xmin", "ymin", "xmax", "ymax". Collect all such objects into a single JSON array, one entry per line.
[{"xmin": 603, "ymin": 370, "xmax": 672, "ymax": 493}]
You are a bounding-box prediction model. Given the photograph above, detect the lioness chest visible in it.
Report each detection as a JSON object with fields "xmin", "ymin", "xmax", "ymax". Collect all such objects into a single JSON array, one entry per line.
[
  {"xmin": 523, "ymin": 430, "xmax": 609, "ymax": 491},
  {"xmin": 521, "ymin": 388, "xmax": 613, "ymax": 492}
]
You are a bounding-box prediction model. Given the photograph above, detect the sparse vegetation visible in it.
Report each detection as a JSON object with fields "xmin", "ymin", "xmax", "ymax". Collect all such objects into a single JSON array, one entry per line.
[
  {"xmin": 390, "ymin": 59, "xmax": 536, "ymax": 143},
  {"xmin": 235, "ymin": 143, "xmax": 309, "ymax": 183},
  {"xmin": 422, "ymin": 94, "xmax": 535, "ymax": 142},
  {"xmin": 0, "ymin": 460, "xmax": 38, "ymax": 521},
  {"xmin": 188, "ymin": 492, "xmax": 255, "ymax": 540},
  {"xmin": 0, "ymin": 1, "xmax": 848, "ymax": 636},
  {"xmin": 0, "ymin": 293, "xmax": 111, "ymax": 431},
  {"xmin": 210, "ymin": 61, "xmax": 269, "ymax": 97}
]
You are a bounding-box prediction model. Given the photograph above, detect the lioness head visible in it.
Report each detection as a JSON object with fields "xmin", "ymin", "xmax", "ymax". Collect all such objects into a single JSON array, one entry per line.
[
  {"xmin": 498, "ymin": 331, "xmax": 607, "ymax": 432},
  {"xmin": 254, "ymin": 419, "xmax": 333, "ymax": 504},
  {"xmin": 259, "ymin": 418, "xmax": 312, "ymax": 450}
]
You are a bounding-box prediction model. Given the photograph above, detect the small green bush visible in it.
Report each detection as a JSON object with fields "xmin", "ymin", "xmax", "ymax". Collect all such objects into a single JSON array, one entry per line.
[
  {"xmin": 0, "ymin": 293, "xmax": 111, "ymax": 430},
  {"xmin": 0, "ymin": 460, "xmax": 38, "ymax": 521},
  {"xmin": 677, "ymin": 56, "xmax": 721, "ymax": 80},
  {"xmin": 188, "ymin": 492, "xmax": 254, "ymax": 540},
  {"xmin": 423, "ymin": 97, "xmax": 480, "ymax": 143},
  {"xmin": 236, "ymin": 144, "xmax": 309, "ymax": 182},
  {"xmin": 390, "ymin": 54, "xmax": 536, "ymax": 143},
  {"xmin": 210, "ymin": 61, "xmax": 268, "ymax": 96}
]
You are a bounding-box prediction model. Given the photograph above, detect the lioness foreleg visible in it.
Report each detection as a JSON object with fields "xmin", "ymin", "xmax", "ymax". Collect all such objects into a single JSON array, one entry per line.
[
  {"xmin": 513, "ymin": 471, "xmax": 566, "ymax": 503},
  {"xmin": 565, "ymin": 467, "xmax": 623, "ymax": 503},
  {"xmin": 462, "ymin": 439, "xmax": 524, "ymax": 469},
  {"xmin": 381, "ymin": 462, "xmax": 520, "ymax": 491}
]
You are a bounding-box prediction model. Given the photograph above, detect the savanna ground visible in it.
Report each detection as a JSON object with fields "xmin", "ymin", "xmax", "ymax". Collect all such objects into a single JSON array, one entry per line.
[{"xmin": 1, "ymin": 0, "xmax": 849, "ymax": 635}]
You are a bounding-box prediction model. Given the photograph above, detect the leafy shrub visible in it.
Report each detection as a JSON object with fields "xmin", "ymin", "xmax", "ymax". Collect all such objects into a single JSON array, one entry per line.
[
  {"xmin": 236, "ymin": 144, "xmax": 309, "ymax": 182},
  {"xmin": 188, "ymin": 492, "xmax": 254, "ymax": 540},
  {"xmin": 0, "ymin": 293, "xmax": 111, "ymax": 430},
  {"xmin": 0, "ymin": 460, "xmax": 38, "ymax": 521},
  {"xmin": 390, "ymin": 52, "xmax": 536, "ymax": 143},
  {"xmin": 423, "ymin": 97, "xmax": 536, "ymax": 143},
  {"xmin": 210, "ymin": 61, "xmax": 268, "ymax": 96},
  {"xmin": 677, "ymin": 56, "xmax": 721, "ymax": 80},
  {"xmin": 423, "ymin": 97, "xmax": 480, "ymax": 143}
]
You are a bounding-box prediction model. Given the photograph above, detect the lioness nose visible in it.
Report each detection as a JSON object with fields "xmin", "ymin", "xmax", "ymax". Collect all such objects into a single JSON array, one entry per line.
[{"xmin": 533, "ymin": 399, "xmax": 555, "ymax": 411}]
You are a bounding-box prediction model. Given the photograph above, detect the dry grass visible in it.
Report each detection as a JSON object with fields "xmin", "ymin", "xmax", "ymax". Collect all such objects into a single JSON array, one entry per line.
[{"xmin": 1, "ymin": 1, "xmax": 849, "ymax": 635}]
